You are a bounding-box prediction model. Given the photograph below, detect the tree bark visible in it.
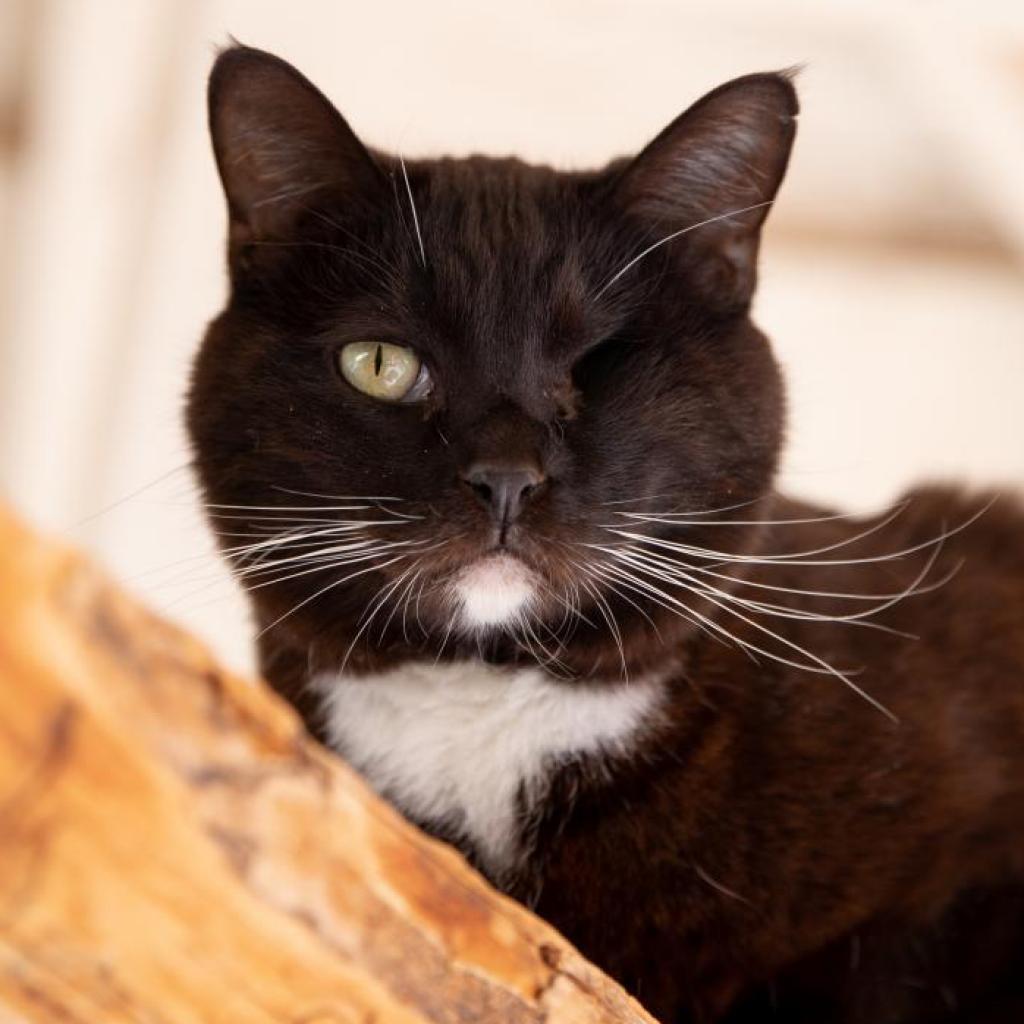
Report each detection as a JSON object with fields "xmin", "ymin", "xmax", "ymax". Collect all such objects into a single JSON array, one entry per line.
[{"xmin": 0, "ymin": 504, "xmax": 658, "ymax": 1024}]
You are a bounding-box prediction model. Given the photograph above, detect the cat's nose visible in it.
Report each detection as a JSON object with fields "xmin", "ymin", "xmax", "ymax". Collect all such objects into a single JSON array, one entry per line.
[{"xmin": 461, "ymin": 461, "xmax": 545, "ymax": 529}]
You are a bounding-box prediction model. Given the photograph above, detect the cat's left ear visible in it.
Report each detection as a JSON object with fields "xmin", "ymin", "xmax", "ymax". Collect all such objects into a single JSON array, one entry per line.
[{"xmin": 613, "ymin": 71, "xmax": 798, "ymax": 310}]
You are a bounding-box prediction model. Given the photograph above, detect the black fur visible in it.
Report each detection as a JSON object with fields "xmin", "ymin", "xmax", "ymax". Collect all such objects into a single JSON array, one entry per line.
[{"xmin": 189, "ymin": 46, "xmax": 1024, "ymax": 1022}]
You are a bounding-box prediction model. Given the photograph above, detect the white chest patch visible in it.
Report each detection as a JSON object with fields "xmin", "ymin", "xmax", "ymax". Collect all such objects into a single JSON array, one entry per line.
[{"xmin": 311, "ymin": 661, "xmax": 666, "ymax": 878}]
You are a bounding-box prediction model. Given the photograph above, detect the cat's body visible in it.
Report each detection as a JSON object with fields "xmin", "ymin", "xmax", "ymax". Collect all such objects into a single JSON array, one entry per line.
[
  {"xmin": 262, "ymin": 488, "xmax": 1024, "ymax": 1022},
  {"xmin": 189, "ymin": 46, "xmax": 1024, "ymax": 1022}
]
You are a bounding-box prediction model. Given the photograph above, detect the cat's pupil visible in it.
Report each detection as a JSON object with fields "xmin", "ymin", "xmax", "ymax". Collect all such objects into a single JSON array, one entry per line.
[{"xmin": 374, "ymin": 344, "xmax": 383, "ymax": 377}]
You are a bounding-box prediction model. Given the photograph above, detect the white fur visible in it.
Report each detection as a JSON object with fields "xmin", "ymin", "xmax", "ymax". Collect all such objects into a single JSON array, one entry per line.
[
  {"xmin": 450, "ymin": 553, "xmax": 535, "ymax": 629},
  {"xmin": 312, "ymin": 661, "xmax": 666, "ymax": 878}
]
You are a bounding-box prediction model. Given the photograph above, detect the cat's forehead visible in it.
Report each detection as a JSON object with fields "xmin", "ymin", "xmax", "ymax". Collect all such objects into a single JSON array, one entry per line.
[
  {"xmin": 418, "ymin": 157, "xmax": 586, "ymax": 272},
  {"xmin": 422, "ymin": 155, "xmax": 577, "ymax": 223},
  {"xmin": 408, "ymin": 156, "xmax": 601, "ymax": 365}
]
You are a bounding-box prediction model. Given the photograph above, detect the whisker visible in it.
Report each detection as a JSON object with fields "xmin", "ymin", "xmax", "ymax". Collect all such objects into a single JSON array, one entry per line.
[
  {"xmin": 256, "ymin": 553, "xmax": 410, "ymax": 639},
  {"xmin": 596, "ymin": 201, "xmax": 773, "ymax": 298},
  {"xmin": 516, "ymin": 612, "xmax": 574, "ymax": 678},
  {"xmin": 236, "ymin": 546, "xmax": 411, "ymax": 594},
  {"xmin": 597, "ymin": 560, "xmax": 850, "ymax": 678},
  {"xmin": 569, "ymin": 559, "xmax": 659, "ymax": 639},
  {"xmin": 617, "ymin": 497, "xmax": 992, "ymax": 570},
  {"xmin": 433, "ymin": 613, "xmax": 457, "ymax": 666},
  {"xmin": 206, "ymin": 514, "xmax": 415, "ymax": 528},
  {"xmin": 160, "ymin": 541, "xmax": 405, "ymax": 614},
  {"xmin": 234, "ymin": 541, "xmax": 412, "ymax": 584},
  {"xmin": 604, "ymin": 548, "xmax": 896, "ymax": 721},
  {"xmin": 399, "ymin": 156, "xmax": 427, "ymax": 268},
  {"xmin": 680, "ymin": 551, "xmax": 957, "ymax": 638},
  {"xmin": 394, "ymin": 567, "xmax": 425, "ymax": 646},
  {"xmin": 341, "ymin": 564, "xmax": 420, "ymax": 672},
  {"xmin": 578, "ymin": 576, "xmax": 629, "ymax": 680},
  {"xmin": 606, "ymin": 501, "xmax": 911, "ymax": 565},
  {"xmin": 599, "ymin": 495, "xmax": 762, "ymax": 514},
  {"xmin": 73, "ymin": 461, "xmax": 194, "ymax": 529},
  {"xmin": 682, "ymin": 562, "xmax": 939, "ymax": 604},
  {"xmin": 413, "ymin": 575, "xmax": 430, "ymax": 639},
  {"xmin": 586, "ymin": 560, "xmax": 726, "ymax": 649},
  {"xmin": 271, "ymin": 485, "xmax": 408, "ymax": 505},
  {"xmin": 205, "ymin": 503, "xmax": 405, "ymax": 513},
  {"xmin": 614, "ymin": 541, "xmax": 952, "ymax": 620},
  {"xmin": 611, "ymin": 507, "xmax": 895, "ymax": 527},
  {"xmin": 133, "ymin": 528, "xmax": 377, "ymax": 592},
  {"xmin": 535, "ymin": 574, "xmax": 597, "ymax": 632}
]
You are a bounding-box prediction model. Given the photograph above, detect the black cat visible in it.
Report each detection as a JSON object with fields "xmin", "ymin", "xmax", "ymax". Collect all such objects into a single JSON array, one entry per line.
[{"xmin": 188, "ymin": 45, "xmax": 1024, "ymax": 1022}]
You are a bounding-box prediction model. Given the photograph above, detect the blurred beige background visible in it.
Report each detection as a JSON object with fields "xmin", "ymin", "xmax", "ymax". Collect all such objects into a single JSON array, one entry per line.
[{"xmin": 1, "ymin": 0, "xmax": 1022, "ymax": 672}]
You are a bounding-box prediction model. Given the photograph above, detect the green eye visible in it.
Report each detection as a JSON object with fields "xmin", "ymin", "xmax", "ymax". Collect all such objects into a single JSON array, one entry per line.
[{"xmin": 338, "ymin": 341, "xmax": 431, "ymax": 402}]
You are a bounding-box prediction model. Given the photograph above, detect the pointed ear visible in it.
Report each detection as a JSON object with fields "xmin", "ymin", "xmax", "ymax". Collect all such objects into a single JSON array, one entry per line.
[
  {"xmin": 208, "ymin": 46, "xmax": 383, "ymax": 245},
  {"xmin": 614, "ymin": 71, "xmax": 798, "ymax": 310}
]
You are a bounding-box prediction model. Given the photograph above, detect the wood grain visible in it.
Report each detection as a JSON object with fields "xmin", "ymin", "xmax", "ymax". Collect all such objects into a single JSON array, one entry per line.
[{"xmin": 0, "ymin": 504, "xmax": 657, "ymax": 1024}]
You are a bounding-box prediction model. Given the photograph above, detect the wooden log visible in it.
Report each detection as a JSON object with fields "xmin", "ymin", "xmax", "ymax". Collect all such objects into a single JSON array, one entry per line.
[{"xmin": 0, "ymin": 504, "xmax": 658, "ymax": 1024}]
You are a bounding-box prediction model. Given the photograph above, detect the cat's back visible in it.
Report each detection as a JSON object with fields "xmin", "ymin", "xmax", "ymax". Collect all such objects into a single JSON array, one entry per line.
[
  {"xmin": 753, "ymin": 484, "xmax": 1024, "ymax": 840},
  {"xmin": 768, "ymin": 484, "xmax": 1024, "ymax": 634},
  {"xmin": 871, "ymin": 484, "xmax": 1024, "ymax": 646}
]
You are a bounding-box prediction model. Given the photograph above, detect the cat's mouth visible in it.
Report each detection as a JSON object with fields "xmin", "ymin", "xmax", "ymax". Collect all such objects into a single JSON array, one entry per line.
[{"xmin": 448, "ymin": 551, "xmax": 538, "ymax": 631}]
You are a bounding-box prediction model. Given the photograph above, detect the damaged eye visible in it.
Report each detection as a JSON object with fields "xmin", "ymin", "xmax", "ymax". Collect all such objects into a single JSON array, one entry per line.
[{"xmin": 338, "ymin": 342, "xmax": 432, "ymax": 403}]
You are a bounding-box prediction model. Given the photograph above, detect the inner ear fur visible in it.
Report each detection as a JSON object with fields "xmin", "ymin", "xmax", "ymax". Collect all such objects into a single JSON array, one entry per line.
[{"xmin": 615, "ymin": 71, "xmax": 799, "ymax": 310}]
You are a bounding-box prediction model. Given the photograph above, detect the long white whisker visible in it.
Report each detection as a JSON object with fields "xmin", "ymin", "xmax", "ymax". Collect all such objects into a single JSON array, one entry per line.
[
  {"xmin": 341, "ymin": 565, "xmax": 419, "ymax": 672},
  {"xmin": 612, "ymin": 508, "xmax": 892, "ymax": 527},
  {"xmin": 536, "ymin": 574, "xmax": 597, "ymax": 632},
  {"xmin": 682, "ymin": 562, "xmax": 938, "ymax": 603},
  {"xmin": 586, "ymin": 561, "xmax": 726, "ymax": 648},
  {"xmin": 243, "ymin": 545, "xmax": 416, "ymax": 593},
  {"xmin": 614, "ymin": 541, "xmax": 953, "ymax": 621},
  {"xmin": 570, "ymin": 559, "xmax": 661, "ymax": 640},
  {"xmin": 606, "ymin": 549, "xmax": 896, "ymax": 721},
  {"xmin": 578, "ymin": 576, "xmax": 629, "ymax": 680},
  {"xmin": 205, "ymin": 504, "xmax": 411, "ymax": 514},
  {"xmin": 517, "ymin": 611, "xmax": 573, "ymax": 677},
  {"xmin": 395, "ymin": 567, "xmax": 425, "ymax": 645},
  {"xmin": 375, "ymin": 563, "xmax": 423, "ymax": 642},
  {"xmin": 270, "ymin": 487, "xmax": 404, "ymax": 502},
  {"xmin": 147, "ymin": 530, "xmax": 380, "ymax": 592},
  {"xmin": 597, "ymin": 560, "xmax": 845, "ymax": 677},
  {"xmin": 399, "ymin": 156, "xmax": 427, "ymax": 268},
  {"xmin": 596, "ymin": 201, "xmax": 773, "ymax": 298},
  {"xmin": 599, "ymin": 495, "xmax": 762, "ymax": 514},
  {"xmin": 235, "ymin": 541, "xmax": 412, "ymax": 584},
  {"xmin": 256, "ymin": 554, "xmax": 409, "ymax": 639},
  {"xmin": 612, "ymin": 498, "xmax": 991, "ymax": 570},
  {"xmin": 680, "ymin": 547, "xmax": 955, "ymax": 635},
  {"xmin": 607, "ymin": 502, "xmax": 910, "ymax": 565}
]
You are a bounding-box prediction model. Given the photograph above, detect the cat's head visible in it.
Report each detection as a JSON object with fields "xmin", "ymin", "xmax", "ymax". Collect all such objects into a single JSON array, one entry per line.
[{"xmin": 188, "ymin": 46, "xmax": 797, "ymax": 676}]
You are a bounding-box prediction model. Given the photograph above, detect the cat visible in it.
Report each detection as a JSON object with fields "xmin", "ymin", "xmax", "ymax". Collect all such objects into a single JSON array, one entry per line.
[{"xmin": 188, "ymin": 45, "xmax": 1024, "ymax": 1023}]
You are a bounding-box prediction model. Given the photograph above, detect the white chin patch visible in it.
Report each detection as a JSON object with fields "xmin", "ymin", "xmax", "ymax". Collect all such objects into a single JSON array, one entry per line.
[{"xmin": 452, "ymin": 553, "xmax": 535, "ymax": 629}]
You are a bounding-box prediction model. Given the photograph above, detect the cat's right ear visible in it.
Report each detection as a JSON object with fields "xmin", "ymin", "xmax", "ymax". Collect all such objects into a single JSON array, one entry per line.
[
  {"xmin": 609, "ymin": 71, "xmax": 798, "ymax": 311},
  {"xmin": 208, "ymin": 45, "xmax": 383, "ymax": 246}
]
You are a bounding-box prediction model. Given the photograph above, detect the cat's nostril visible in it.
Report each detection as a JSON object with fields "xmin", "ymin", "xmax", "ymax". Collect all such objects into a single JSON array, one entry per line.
[
  {"xmin": 469, "ymin": 478, "xmax": 494, "ymax": 504},
  {"xmin": 461, "ymin": 462, "xmax": 545, "ymax": 526}
]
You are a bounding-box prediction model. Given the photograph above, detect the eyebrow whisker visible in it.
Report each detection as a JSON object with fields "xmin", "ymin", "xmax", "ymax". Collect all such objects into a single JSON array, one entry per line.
[{"xmin": 399, "ymin": 156, "xmax": 428, "ymax": 269}]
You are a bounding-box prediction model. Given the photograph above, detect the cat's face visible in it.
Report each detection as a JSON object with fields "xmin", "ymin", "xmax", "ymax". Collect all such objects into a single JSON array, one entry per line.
[{"xmin": 188, "ymin": 47, "xmax": 796, "ymax": 674}]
